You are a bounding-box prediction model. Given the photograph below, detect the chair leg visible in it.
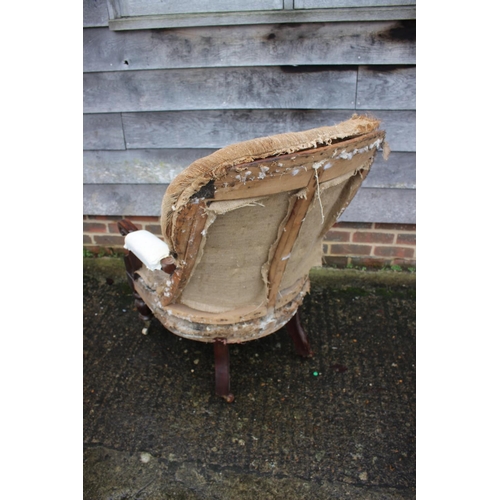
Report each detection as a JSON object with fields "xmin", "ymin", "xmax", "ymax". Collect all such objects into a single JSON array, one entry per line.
[
  {"xmin": 214, "ymin": 339, "xmax": 234, "ymax": 403},
  {"xmin": 286, "ymin": 311, "xmax": 313, "ymax": 358},
  {"xmin": 133, "ymin": 291, "xmax": 154, "ymax": 322},
  {"xmin": 117, "ymin": 219, "xmax": 154, "ymax": 327}
]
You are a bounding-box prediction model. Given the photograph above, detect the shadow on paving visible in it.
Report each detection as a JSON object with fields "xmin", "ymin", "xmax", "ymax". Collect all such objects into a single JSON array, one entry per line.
[{"xmin": 84, "ymin": 258, "xmax": 416, "ymax": 499}]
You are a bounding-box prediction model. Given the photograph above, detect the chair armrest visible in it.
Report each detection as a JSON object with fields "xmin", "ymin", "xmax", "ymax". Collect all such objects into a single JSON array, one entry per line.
[{"xmin": 124, "ymin": 230, "xmax": 171, "ymax": 271}]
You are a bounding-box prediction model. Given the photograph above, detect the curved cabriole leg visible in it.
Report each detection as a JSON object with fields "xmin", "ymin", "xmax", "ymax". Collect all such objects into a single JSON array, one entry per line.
[
  {"xmin": 117, "ymin": 219, "xmax": 154, "ymax": 328},
  {"xmin": 286, "ymin": 310, "xmax": 313, "ymax": 358},
  {"xmin": 214, "ymin": 339, "xmax": 234, "ymax": 403}
]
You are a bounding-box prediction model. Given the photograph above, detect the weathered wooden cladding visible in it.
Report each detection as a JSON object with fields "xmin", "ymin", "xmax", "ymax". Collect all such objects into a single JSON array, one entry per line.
[
  {"xmin": 120, "ymin": 110, "xmax": 415, "ymax": 152},
  {"xmin": 295, "ymin": 0, "xmax": 414, "ymax": 7},
  {"xmin": 110, "ymin": 0, "xmax": 282, "ymax": 18},
  {"xmin": 83, "ymin": 1, "xmax": 416, "ymax": 225},
  {"xmin": 84, "ymin": 21, "xmax": 416, "ymax": 72},
  {"xmin": 341, "ymin": 187, "xmax": 415, "ymax": 223},
  {"xmin": 83, "ymin": 149, "xmax": 215, "ymax": 183},
  {"xmin": 106, "ymin": 0, "xmax": 415, "ymax": 18},
  {"xmin": 365, "ymin": 152, "xmax": 415, "ymax": 189},
  {"xmin": 84, "ymin": 64, "xmax": 414, "ymax": 114},
  {"xmin": 356, "ymin": 66, "xmax": 415, "ymax": 110},
  {"xmin": 84, "ymin": 67, "xmax": 357, "ymax": 114},
  {"xmin": 83, "ymin": 183, "xmax": 168, "ymax": 215},
  {"xmin": 83, "ymin": 114, "xmax": 125, "ymax": 150},
  {"xmin": 83, "ymin": 149, "xmax": 415, "ymax": 189},
  {"xmin": 84, "ymin": 0, "xmax": 109, "ymax": 27},
  {"xmin": 83, "ymin": 184, "xmax": 416, "ymax": 223},
  {"xmin": 107, "ymin": 7, "xmax": 416, "ymax": 30}
]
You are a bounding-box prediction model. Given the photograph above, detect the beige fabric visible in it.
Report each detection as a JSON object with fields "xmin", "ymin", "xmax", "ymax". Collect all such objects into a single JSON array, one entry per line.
[
  {"xmin": 279, "ymin": 154, "xmax": 376, "ymax": 291},
  {"xmin": 206, "ymin": 196, "xmax": 268, "ymax": 215},
  {"xmin": 161, "ymin": 114, "xmax": 381, "ymax": 247},
  {"xmin": 179, "ymin": 193, "xmax": 291, "ymax": 313}
]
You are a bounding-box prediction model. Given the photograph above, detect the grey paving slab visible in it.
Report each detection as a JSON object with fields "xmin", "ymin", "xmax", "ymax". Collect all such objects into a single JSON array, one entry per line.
[{"xmin": 84, "ymin": 260, "xmax": 416, "ymax": 499}]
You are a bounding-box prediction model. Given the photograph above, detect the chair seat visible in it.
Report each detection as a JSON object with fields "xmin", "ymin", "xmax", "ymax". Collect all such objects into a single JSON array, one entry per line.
[{"xmin": 134, "ymin": 269, "xmax": 309, "ymax": 343}]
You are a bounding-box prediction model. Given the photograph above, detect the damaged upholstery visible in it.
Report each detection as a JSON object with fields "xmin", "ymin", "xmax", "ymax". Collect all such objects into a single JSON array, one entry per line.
[{"xmin": 132, "ymin": 115, "xmax": 387, "ymax": 343}]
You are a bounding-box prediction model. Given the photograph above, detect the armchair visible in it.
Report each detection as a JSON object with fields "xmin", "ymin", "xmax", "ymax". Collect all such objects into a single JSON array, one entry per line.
[{"xmin": 118, "ymin": 115, "xmax": 387, "ymax": 402}]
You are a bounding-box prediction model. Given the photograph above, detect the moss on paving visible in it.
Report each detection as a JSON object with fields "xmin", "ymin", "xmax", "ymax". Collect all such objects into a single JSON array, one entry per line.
[{"xmin": 84, "ymin": 257, "xmax": 416, "ymax": 290}]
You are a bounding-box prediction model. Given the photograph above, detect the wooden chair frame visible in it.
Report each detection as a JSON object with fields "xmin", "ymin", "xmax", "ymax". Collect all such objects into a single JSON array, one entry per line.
[{"xmin": 117, "ymin": 116, "xmax": 387, "ymax": 402}]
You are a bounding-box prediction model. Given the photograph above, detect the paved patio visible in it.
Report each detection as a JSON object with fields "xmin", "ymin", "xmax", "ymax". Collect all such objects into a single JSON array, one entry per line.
[{"xmin": 84, "ymin": 258, "xmax": 416, "ymax": 499}]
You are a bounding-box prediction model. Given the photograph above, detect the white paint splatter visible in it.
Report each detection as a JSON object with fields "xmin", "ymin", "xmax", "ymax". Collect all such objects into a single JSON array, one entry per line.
[
  {"xmin": 313, "ymin": 160, "xmax": 328, "ymax": 170},
  {"xmin": 338, "ymin": 139, "xmax": 384, "ymax": 160}
]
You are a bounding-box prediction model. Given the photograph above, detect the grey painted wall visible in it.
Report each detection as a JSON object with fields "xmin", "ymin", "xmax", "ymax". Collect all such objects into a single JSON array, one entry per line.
[{"xmin": 83, "ymin": 0, "xmax": 416, "ymax": 223}]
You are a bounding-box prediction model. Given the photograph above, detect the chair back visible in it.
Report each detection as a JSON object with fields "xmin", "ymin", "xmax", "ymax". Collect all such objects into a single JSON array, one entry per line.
[{"xmin": 155, "ymin": 116, "xmax": 386, "ymax": 329}]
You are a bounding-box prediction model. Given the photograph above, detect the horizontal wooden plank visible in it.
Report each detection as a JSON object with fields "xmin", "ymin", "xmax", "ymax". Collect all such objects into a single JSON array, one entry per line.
[
  {"xmin": 357, "ymin": 66, "xmax": 415, "ymax": 110},
  {"xmin": 121, "ymin": 109, "xmax": 415, "ymax": 152},
  {"xmin": 83, "ymin": 114, "xmax": 125, "ymax": 150},
  {"xmin": 82, "ymin": 110, "xmax": 415, "ymax": 153},
  {"xmin": 108, "ymin": 7, "xmax": 416, "ymax": 30},
  {"xmin": 83, "ymin": 184, "xmax": 415, "ymax": 223},
  {"xmin": 83, "ymin": 149, "xmax": 214, "ymax": 183},
  {"xmin": 119, "ymin": 0, "xmax": 282, "ymax": 17},
  {"xmin": 295, "ymin": 0, "xmax": 414, "ymax": 8},
  {"xmin": 84, "ymin": 0, "xmax": 109, "ymax": 27},
  {"xmin": 122, "ymin": 109, "xmax": 351, "ymax": 149},
  {"xmin": 84, "ymin": 21, "xmax": 416, "ymax": 72},
  {"xmin": 375, "ymin": 110, "xmax": 415, "ymax": 152},
  {"xmin": 83, "ymin": 183, "xmax": 168, "ymax": 216},
  {"xmin": 339, "ymin": 187, "xmax": 415, "ymax": 223},
  {"xmin": 365, "ymin": 152, "xmax": 415, "ymax": 189},
  {"xmin": 83, "ymin": 149, "xmax": 415, "ymax": 188},
  {"xmin": 83, "ymin": 67, "xmax": 357, "ymax": 114}
]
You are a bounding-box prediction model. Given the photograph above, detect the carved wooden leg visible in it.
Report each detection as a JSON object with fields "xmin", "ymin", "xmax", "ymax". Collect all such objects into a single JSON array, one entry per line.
[
  {"xmin": 133, "ymin": 292, "xmax": 154, "ymax": 323},
  {"xmin": 214, "ymin": 339, "xmax": 234, "ymax": 403},
  {"xmin": 117, "ymin": 219, "xmax": 154, "ymax": 325},
  {"xmin": 286, "ymin": 311, "xmax": 313, "ymax": 358}
]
